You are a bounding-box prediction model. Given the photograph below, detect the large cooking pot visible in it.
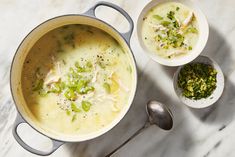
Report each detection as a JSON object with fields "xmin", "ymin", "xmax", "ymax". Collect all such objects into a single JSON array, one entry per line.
[{"xmin": 10, "ymin": 1, "xmax": 137, "ymax": 156}]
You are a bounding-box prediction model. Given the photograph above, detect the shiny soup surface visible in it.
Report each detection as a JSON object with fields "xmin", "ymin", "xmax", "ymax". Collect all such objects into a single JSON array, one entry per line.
[
  {"xmin": 22, "ymin": 24, "xmax": 135, "ymax": 135},
  {"xmin": 142, "ymin": 2, "xmax": 199, "ymax": 59}
]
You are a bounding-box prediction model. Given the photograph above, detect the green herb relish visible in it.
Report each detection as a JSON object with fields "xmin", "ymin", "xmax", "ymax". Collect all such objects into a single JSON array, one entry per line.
[{"xmin": 178, "ymin": 63, "xmax": 217, "ymax": 100}]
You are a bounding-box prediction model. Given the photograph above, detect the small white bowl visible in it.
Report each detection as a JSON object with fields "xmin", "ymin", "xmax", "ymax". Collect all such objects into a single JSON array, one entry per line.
[
  {"xmin": 137, "ymin": 0, "xmax": 209, "ymax": 66},
  {"xmin": 173, "ymin": 56, "xmax": 224, "ymax": 108}
]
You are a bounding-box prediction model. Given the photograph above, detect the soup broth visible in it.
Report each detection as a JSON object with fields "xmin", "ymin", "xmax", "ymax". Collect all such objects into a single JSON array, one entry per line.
[
  {"xmin": 22, "ymin": 24, "xmax": 135, "ymax": 135},
  {"xmin": 142, "ymin": 2, "xmax": 199, "ymax": 59}
]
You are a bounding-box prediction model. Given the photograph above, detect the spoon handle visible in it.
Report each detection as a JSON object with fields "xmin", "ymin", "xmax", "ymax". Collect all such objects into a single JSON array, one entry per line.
[{"xmin": 105, "ymin": 122, "xmax": 150, "ymax": 157}]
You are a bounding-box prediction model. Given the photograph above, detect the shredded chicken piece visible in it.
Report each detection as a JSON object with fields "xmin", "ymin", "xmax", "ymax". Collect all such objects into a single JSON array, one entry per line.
[
  {"xmin": 44, "ymin": 60, "xmax": 63, "ymax": 85},
  {"xmin": 92, "ymin": 66, "xmax": 99, "ymax": 83},
  {"xmin": 178, "ymin": 29, "xmax": 184, "ymax": 35},
  {"xmin": 96, "ymin": 93, "xmax": 117, "ymax": 102},
  {"xmin": 117, "ymin": 79, "xmax": 129, "ymax": 92},
  {"xmin": 110, "ymin": 73, "xmax": 129, "ymax": 92},
  {"xmin": 166, "ymin": 50, "xmax": 187, "ymax": 57},
  {"xmin": 56, "ymin": 62, "xmax": 62, "ymax": 75},
  {"xmin": 108, "ymin": 71, "xmax": 114, "ymax": 78},
  {"xmin": 148, "ymin": 23, "xmax": 167, "ymax": 31},
  {"xmin": 44, "ymin": 70, "xmax": 61, "ymax": 85},
  {"xmin": 175, "ymin": 17, "xmax": 181, "ymax": 27},
  {"xmin": 111, "ymin": 103, "xmax": 120, "ymax": 112},
  {"xmin": 106, "ymin": 96, "xmax": 117, "ymax": 101},
  {"xmin": 181, "ymin": 12, "xmax": 194, "ymax": 29}
]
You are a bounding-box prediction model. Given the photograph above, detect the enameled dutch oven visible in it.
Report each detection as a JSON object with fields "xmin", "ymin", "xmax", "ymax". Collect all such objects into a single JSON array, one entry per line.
[{"xmin": 10, "ymin": 2, "xmax": 137, "ymax": 156}]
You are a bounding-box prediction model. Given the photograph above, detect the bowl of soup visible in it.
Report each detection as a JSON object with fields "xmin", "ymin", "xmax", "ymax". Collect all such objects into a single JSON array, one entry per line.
[
  {"xmin": 137, "ymin": 0, "xmax": 209, "ymax": 66},
  {"xmin": 10, "ymin": 2, "xmax": 137, "ymax": 156}
]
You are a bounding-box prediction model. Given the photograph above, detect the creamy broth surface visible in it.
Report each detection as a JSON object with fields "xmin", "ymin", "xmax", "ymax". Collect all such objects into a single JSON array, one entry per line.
[
  {"xmin": 142, "ymin": 2, "xmax": 199, "ymax": 58},
  {"xmin": 22, "ymin": 25, "xmax": 135, "ymax": 135}
]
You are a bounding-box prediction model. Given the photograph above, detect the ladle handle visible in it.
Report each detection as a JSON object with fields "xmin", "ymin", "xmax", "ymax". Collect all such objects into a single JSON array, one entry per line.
[
  {"xmin": 12, "ymin": 114, "xmax": 64, "ymax": 156},
  {"xmin": 84, "ymin": 1, "xmax": 134, "ymax": 43},
  {"xmin": 105, "ymin": 122, "xmax": 150, "ymax": 157}
]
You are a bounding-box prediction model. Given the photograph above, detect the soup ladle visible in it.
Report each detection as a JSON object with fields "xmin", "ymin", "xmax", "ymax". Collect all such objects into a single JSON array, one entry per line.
[{"xmin": 105, "ymin": 100, "xmax": 173, "ymax": 157}]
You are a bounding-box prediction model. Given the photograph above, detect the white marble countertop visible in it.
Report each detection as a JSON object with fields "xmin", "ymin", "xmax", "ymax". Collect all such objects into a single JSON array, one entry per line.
[{"xmin": 1, "ymin": 0, "xmax": 235, "ymax": 156}]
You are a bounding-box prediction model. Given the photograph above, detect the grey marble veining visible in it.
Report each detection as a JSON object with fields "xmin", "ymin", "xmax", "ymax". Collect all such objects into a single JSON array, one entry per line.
[{"xmin": 1, "ymin": 0, "xmax": 235, "ymax": 157}]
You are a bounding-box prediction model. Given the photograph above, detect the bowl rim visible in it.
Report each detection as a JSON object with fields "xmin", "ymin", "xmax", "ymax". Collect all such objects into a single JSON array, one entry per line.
[
  {"xmin": 173, "ymin": 55, "xmax": 225, "ymax": 108},
  {"xmin": 137, "ymin": 0, "xmax": 209, "ymax": 66}
]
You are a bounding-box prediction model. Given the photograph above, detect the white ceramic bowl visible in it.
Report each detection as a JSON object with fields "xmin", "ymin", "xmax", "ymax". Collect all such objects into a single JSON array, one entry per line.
[
  {"xmin": 173, "ymin": 56, "xmax": 224, "ymax": 108},
  {"xmin": 137, "ymin": 0, "xmax": 209, "ymax": 66}
]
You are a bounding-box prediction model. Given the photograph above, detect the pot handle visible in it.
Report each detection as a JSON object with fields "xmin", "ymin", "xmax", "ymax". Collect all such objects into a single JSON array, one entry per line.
[
  {"xmin": 84, "ymin": 1, "xmax": 134, "ymax": 43},
  {"xmin": 12, "ymin": 114, "xmax": 64, "ymax": 156}
]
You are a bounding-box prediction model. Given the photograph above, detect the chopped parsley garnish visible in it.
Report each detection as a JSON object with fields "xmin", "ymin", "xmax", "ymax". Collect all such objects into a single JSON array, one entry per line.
[
  {"xmin": 178, "ymin": 63, "xmax": 217, "ymax": 100},
  {"xmin": 167, "ymin": 11, "xmax": 175, "ymax": 20}
]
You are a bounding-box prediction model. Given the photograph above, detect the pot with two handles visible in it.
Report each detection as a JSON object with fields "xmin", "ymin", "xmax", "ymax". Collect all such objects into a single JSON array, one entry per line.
[{"xmin": 10, "ymin": 2, "xmax": 137, "ymax": 156}]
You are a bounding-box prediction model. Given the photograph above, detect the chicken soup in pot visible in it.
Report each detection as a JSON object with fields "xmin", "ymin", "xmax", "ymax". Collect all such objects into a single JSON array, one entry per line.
[{"xmin": 22, "ymin": 24, "xmax": 135, "ymax": 135}]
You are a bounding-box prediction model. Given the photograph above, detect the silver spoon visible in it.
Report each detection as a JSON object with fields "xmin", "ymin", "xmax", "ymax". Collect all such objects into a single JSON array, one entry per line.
[{"xmin": 105, "ymin": 100, "xmax": 173, "ymax": 157}]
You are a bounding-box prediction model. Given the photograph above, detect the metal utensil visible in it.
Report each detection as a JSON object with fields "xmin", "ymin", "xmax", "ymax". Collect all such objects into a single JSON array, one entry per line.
[{"xmin": 105, "ymin": 100, "xmax": 173, "ymax": 157}]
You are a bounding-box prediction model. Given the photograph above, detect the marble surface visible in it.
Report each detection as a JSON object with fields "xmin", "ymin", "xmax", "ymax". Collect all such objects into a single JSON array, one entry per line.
[{"xmin": 1, "ymin": 0, "xmax": 235, "ymax": 156}]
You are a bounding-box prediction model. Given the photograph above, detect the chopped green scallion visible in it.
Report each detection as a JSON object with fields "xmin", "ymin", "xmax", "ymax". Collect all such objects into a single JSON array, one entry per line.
[
  {"xmin": 71, "ymin": 114, "xmax": 76, "ymax": 122},
  {"xmin": 64, "ymin": 89, "xmax": 76, "ymax": 100},
  {"xmin": 153, "ymin": 14, "xmax": 163, "ymax": 20},
  {"xmin": 82, "ymin": 101, "xmax": 92, "ymax": 112},
  {"xmin": 71, "ymin": 102, "xmax": 81, "ymax": 112},
  {"xmin": 103, "ymin": 83, "xmax": 111, "ymax": 93}
]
